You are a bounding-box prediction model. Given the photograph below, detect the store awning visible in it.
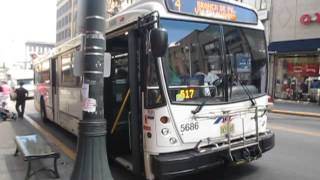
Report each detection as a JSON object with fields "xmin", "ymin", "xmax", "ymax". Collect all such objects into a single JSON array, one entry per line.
[{"xmin": 268, "ymin": 38, "xmax": 320, "ymax": 53}]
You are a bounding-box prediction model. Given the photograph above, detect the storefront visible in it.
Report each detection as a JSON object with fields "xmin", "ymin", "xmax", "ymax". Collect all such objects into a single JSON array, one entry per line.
[{"xmin": 268, "ymin": 39, "xmax": 320, "ymax": 102}]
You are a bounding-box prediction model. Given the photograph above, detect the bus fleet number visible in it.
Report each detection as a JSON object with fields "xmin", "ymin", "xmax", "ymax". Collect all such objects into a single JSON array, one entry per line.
[{"xmin": 180, "ymin": 122, "xmax": 199, "ymax": 132}]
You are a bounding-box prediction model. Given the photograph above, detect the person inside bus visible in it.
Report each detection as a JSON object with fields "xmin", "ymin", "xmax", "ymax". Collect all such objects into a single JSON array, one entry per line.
[
  {"xmin": 203, "ymin": 64, "xmax": 221, "ymax": 96},
  {"xmin": 15, "ymin": 82, "xmax": 28, "ymax": 118}
]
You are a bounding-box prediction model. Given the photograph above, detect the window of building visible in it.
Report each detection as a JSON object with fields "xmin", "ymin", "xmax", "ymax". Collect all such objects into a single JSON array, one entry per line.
[{"xmin": 274, "ymin": 55, "xmax": 320, "ymax": 102}]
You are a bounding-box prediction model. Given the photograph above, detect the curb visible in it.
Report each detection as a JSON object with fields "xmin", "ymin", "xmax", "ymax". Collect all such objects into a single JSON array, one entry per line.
[{"xmin": 270, "ymin": 109, "xmax": 320, "ymax": 118}]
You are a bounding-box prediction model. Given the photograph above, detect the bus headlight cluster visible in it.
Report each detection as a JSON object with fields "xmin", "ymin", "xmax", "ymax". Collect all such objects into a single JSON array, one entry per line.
[
  {"xmin": 160, "ymin": 116, "xmax": 169, "ymax": 124},
  {"xmin": 169, "ymin": 137, "xmax": 177, "ymax": 144},
  {"xmin": 161, "ymin": 128, "xmax": 169, "ymax": 136}
]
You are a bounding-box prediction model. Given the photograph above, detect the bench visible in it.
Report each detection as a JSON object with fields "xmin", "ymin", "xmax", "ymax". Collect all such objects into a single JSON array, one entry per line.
[{"xmin": 14, "ymin": 135, "xmax": 60, "ymax": 180}]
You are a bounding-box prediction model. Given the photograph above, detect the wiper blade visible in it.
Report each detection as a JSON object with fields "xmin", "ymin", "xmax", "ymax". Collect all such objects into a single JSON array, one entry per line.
[
  {"xmin": 191, "ymin": 98, "xmax": 209, "ymax": 114},
  {"xmin": 239, "ymin": 80, "xmax": 256, "ymax": 106},
  {"xmin": 191, "ymin": 78, "xmax": 222, "ymax": 114}
]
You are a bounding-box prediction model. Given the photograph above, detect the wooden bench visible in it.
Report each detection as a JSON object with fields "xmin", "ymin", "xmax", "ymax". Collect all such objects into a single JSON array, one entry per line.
[{"xmin": 14, "ymin": 135, "xmax": 60, "ymax": 180}]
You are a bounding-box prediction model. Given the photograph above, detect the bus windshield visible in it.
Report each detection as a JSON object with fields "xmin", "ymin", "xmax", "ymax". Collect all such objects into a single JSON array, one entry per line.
[{"xmin": 160, "ymin": 19, "xmax": 267, "ymax": 104}]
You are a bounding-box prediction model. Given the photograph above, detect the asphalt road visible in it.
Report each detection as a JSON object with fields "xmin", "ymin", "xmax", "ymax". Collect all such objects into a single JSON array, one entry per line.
[{"xmin": 18, "ymin": 100, "xmax": 320, "ymax": 180}]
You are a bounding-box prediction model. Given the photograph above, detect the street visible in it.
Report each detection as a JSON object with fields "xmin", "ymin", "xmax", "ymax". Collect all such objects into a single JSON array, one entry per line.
[{"xmin": 19, "ymin": 100, "xmax": 320, "ymax": 180}]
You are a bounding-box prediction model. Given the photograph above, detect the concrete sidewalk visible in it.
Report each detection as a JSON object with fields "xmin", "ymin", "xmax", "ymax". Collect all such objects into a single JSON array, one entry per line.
[
  {"xmin": 271, "ymin": 99, "xmax": 320, "ymax": 118},
  {"xmin": 0, "ymin": 118, "xmax": 74, "ymax": 180}
]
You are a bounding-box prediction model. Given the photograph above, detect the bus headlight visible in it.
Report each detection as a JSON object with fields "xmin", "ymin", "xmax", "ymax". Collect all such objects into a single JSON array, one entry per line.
[
  {"xmin": 161, "ymin": 128, "xmax": 169, "ymax": 136},
  {"xmin": 169, "ymin": 137, "xmax": 177, "ymax": 144}
]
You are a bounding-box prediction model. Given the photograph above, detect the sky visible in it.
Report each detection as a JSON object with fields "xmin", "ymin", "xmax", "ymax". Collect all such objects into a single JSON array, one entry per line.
[{"xmin": 0, "ymin": 0, "xmax": 56, "ymax": 66}]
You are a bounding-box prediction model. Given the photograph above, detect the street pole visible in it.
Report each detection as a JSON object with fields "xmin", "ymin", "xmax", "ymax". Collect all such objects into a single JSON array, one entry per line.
[{"xmin": 70, "ymin": 0, "xmax": 113, "ymax": 179}]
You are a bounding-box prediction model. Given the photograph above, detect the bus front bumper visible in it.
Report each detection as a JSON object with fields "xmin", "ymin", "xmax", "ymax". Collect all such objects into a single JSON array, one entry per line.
[{"xmin": 151, "ymin": 131, "xmax": 275, "ymax": 179}]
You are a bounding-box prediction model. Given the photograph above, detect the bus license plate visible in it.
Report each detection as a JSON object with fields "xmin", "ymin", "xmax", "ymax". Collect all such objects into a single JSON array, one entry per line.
[{"xmin": 220, "ymin": 123, "xmax": 235, "ymax": 135}]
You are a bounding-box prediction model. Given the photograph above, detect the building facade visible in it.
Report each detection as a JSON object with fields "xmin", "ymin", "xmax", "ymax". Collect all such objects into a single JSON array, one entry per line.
[
  {"xmin": 25, "ymin": 42, "xmax": 55, "ymax": 69},
  {"xmin": 234, "ymin": 0, "xmax": 271, "ymax": 43},
  {"xmin": 56, "ymin": 0, "xmax": 138, "ymax": 45},
  {"xmin": 56, "ymin": 0, "xmax": 78, "ymax": 45},
  {"xmin": 268, "ymin": 0, "xmax": 320, "ymax": 102}
]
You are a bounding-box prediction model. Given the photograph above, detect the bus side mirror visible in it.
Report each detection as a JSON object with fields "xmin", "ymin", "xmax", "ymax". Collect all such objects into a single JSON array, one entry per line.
[
  {"xmin": 74, "ymin": 51, "xmax": 84, "ymax": 77},
  {"xmin": 150, "ymin": 28, "xmax": 168, "ymax": 58},
  {"xmin": 104, "ymin": 53, "xmax": 111, "ymax": 78}
]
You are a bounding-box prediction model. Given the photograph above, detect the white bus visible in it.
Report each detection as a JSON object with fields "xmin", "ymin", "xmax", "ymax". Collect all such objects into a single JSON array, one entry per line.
[
  {"xmin": 33, "ymin": 36, "xmax": 83, "ymax": 135},
  {"xmin": 34, "ymin": 0, "xmax": 274, "ymax": 179}
]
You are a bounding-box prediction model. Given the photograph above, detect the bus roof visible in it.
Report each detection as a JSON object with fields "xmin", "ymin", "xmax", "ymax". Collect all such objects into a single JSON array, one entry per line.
[
  {"xmin": 33, "ymin": 34, "xmax": 83, "ymax": 65},
  {"xmin": 106, "ymin": 0, "xmax": 263, "ymax": 34}
]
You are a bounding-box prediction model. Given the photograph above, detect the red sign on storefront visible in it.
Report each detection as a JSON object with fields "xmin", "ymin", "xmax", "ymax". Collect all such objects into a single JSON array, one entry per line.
[
  {"xmin": 288, "ymin": 63, "xmax": 320, "ymax": 76},
  {"xmin": 300, "ymin": 12, "xmax": 320, "ymax": 25}
]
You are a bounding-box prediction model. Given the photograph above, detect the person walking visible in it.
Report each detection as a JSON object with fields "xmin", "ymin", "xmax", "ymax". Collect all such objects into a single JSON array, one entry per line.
[
  {"xmin": 15, "ymin": 82, "xmax": 28, "ymax": 118},
  {"xmin": 1, "ymin": 81, "xmax": 10, "ymax": 104}
]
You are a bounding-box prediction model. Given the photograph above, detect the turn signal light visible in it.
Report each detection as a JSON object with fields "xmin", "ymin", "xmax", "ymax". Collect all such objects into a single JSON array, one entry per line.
[{"xmin": 160, "ymin": 116, "xmax": 169, "ymax": 124}]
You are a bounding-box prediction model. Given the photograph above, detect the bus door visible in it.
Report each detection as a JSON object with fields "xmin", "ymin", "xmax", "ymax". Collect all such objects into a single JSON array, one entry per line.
[
  {"xmin": 104, "ymin": 29, "xmax": 143, "ymax": 175},
  {"xmin": 105, "ymin": 33, "xmax": 131, "ymax": 162},
  {"xmin": 51, "ymin": 58, "xmax": 59, "ymax": 124}
]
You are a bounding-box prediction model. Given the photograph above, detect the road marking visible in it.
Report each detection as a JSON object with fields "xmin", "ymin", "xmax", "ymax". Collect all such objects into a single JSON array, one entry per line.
[
  {"xmin": 270, "ymin": 110, "xmax": 320, "ymax": 119},
  {"xmin": 269, "ymin": 113, "xmax": 320, "ymax": 122},
  {"xmin": 270, "ymin": 124, "xmax": 320, "ymax": 137},
  {"xmin": 24, "ymin": 115, "xmax": 76, "ymax": 160}
]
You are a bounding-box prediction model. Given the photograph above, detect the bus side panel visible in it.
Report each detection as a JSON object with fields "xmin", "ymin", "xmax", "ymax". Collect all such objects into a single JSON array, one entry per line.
[{"xmin": 58, "ymin": 87, "xmax": 82, "ymax": 135}]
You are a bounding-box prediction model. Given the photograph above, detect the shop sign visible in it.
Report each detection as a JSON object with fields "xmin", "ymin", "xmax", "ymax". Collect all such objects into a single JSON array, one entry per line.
[
  {"xmin": 300, "ymin": 13, "xmax": 320, "ymax": 25},
  {"xmin": 288, "ymin": 63, "xmax": 319, "ymax": 76}
]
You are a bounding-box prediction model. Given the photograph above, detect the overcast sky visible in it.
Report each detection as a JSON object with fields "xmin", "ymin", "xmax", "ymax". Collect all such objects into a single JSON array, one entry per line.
[{"xmin": 0, "ymin": 0, "xmax": 56, "ymax": 65}]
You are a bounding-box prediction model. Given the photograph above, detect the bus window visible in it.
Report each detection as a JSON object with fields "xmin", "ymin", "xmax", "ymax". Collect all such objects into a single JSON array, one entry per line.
[
  {"xmin": 145, "ymin": 52, "xmax": 166, "ymax": 108},
  {"xmin": 160, "ymin": 19, "xmax": 225, "ymax": 104},
  {"xmin": 40, "ymin": 61, "xmax": 50, "ymax": 84},
  {"xmin": 34, "ymin": 64, "xmax": 41, "ymax": 84},
  {"xmin": 61, "ymin": 52, "xmax": 81, "ymax": 87},
  {"xmin": 223, "ymin": 26, "xmax": 267, "ymax": 101},
  {"xmin": 113, "ymin": 55, "xmax": 128, "ymax": 103}
]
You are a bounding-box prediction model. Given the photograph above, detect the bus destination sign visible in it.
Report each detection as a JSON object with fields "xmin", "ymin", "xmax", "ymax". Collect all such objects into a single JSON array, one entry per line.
[{"xmin": 165, "ymin": 0, "xmax": 258, "ymax": 24}]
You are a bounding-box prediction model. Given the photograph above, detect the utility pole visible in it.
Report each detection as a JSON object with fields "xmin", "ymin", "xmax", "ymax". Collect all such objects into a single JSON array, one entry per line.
[{"xmin": 70, "ymin": 0, "xmax": 113, "ymax": 179}]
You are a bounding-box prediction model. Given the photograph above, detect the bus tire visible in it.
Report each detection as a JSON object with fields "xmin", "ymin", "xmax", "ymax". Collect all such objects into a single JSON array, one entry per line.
[{"xmin": 40, "ymin": 97, "xmax": 48, "ymax": 123}]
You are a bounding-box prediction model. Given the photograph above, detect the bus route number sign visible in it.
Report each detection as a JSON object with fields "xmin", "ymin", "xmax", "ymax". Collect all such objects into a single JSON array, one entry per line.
[
  {"xmin": 176, "ymin": 89, "xmax": 195, "ymax": 101},
  {"xmin": 165, "ymin": 0, "xmax": 258, "ymax": 24}
]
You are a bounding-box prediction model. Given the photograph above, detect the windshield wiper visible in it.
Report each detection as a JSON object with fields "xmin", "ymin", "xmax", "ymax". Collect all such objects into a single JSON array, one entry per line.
[
  {"xmin": 191, "ymin": 97, "xmax": 210, "ymax": 114},
  {"xmin": 239, "ymin": 80, "xmax": 256, "ymax": 106},
  {"xmin": 191, "ymin": 78, "xmax": 222, "ymax": 115}
]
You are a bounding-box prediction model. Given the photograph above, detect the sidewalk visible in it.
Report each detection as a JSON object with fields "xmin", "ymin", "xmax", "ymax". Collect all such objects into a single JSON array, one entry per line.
[
  {"xmin": 0, "ymin": 118, "xmax": 74, "ymax": 180},
  {"xmin": 271, "ymin": 99, "xmax": 320, "ymax": 118}
]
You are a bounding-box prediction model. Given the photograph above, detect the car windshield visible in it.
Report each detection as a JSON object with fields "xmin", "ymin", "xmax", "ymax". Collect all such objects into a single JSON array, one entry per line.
[{"xmin": 160, "ymin": 19, "xmax": 267, "ymax": 104}]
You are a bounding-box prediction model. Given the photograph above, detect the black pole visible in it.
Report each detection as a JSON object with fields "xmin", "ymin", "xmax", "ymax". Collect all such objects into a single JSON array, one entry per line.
[{"xmin": 70, "ymin": 0, "xmax": 113, "ymax": 179}]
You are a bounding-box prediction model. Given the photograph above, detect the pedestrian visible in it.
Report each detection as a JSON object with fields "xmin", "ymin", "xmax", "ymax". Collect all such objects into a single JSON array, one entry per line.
[
  {"xmin": 1, "ymin": 81, "xmax": 10, "ymax": 103},
  {"xmin": 15, "ymin": 82, "xmax": 28, "ymax": 118}
]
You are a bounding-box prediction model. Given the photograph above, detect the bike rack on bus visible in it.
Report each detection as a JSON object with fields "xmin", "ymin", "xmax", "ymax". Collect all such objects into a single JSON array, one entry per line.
[{"xmin": 222, "ymin": 106, "xmax": 265, "ymax": 162}]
